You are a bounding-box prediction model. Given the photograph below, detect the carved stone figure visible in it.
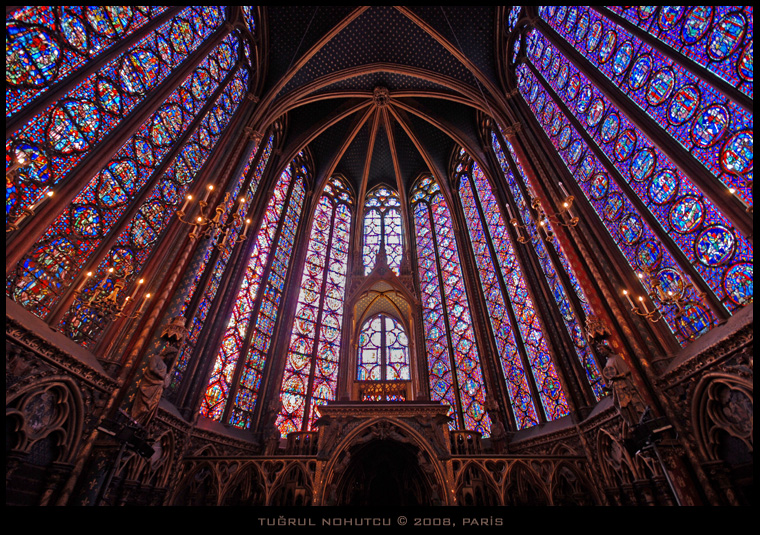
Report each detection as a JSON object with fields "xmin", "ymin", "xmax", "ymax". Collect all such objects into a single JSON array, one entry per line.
[
  {"xmin": 599, "ymin": 344, "xmax": 646, "ymax": 427},
  {"xmin": 129, "ymin": 316, "xmax": 186, "ymax": 427}
]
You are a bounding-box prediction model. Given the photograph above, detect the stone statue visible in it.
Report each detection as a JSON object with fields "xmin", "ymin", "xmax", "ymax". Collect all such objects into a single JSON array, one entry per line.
[
  {"xmin": 586, "ymin": 316, "xmax": 647, "ymax": 428},
  {"xmin": 598, "ymin": 343, "xmax": 647, "ymax": 427},
  {"xmin": 130, "ymin": 349, "xmax": 172, "ymax": 427},
  {"xmin": 129, "ymin": 316, "xmax": 186, "ymax": 427}
]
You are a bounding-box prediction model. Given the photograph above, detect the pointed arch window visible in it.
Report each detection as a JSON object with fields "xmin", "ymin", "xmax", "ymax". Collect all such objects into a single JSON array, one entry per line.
[
  {"xmin": 7, "ymin": 24, "xmax": 251, "ymax": 347},
  {"xmin": 411, "ymin": 175, "xmax": 491, "ymax": 436},
  {"xmin": 201, "ymin": 156, "xmax": 306, "ymax": 428},
  {"xmin": 276, "ymin": 176, "xmax": 353, "ymax": 437},
  {"xmin": 357, "ymin": 313, "xmax": 410, "ymax": 382},
  {"xmin": 457, "ymin": 160, "xmax": 571, "ymax": 426},
  {"xmin": 524, "ymin": 9, "xmax": 752, "ymax": 330},
  {"xmin": 363, "ymin": 186, "xmax": 403, "ymax": 275},
  {"xmin": 169, "ymin": 135, "xmax": 274, "ymax": 394},
  {"xmin": 517, "ymin": 24, "xmax": 752, "ymax": 342}
]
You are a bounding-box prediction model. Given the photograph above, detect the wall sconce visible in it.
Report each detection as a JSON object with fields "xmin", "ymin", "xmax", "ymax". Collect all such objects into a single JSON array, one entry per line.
[
  {"xmin": 7, "ymin": 189, "xmax": 54, "ymax": 233},
  {"xmin": 176, "ymin": 184, "xmax": 218, "ymax": 239},
  {"xmin": 505, "ymin": 183, "xmax": 578, "ymax": 244},
  {"xmin": 72, "ymin": 268, "xmax": 150, "ymax": 320}
]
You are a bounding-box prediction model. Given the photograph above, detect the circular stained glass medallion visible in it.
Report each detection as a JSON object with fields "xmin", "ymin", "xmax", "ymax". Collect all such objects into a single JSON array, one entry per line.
[
  {"xmin": 636, "ymin": 240, "xmax": 662, "ymax": 270},
  {"xmin": 590, "ymin": 173, "xmax": 609, "ymax": 200},
  {"xmin": 646, "ymin": 68, "xmax": 676, "ymax": 106},
  {"xmin": 566, "ymin": 74, "xmax": 581, "ymax": 101},
  {"xmin": 656, "ymin": 268, "xmax": 685, "ymax": 299},
  {"xmin": 577, "ymin": 86, "xmax": 593, "ymax": 113},
  {"xmin": 557, "ymin": 62, "xmax": 569, "ymax": 89},
  {"xmin": 558, "ymin": 126, "xmax": 572, "ymax": 150},
  {"xmin": 681, "ymin": 6, "xmax": 713, "ymax": 45},
  {"xmin": 630, "ymin": 149, "xmax": 656, "ymax": 183},
  {"xmin": 708, "ymin": 12, "xmax": 747, "ymax": 61},
  {"xmin": 587, "ymin": 21, "xmax": 604, "ymax": 52},
  {"xmin": 612, "ymin": 41, "xmax": 634, "ymax": 76},
  {"xmin": 599, "ymin": 30, "xmax": 617, "ymax": 64},
  {"xmin": 576, "ymin": 12, "xmax": 589, "ymax": 42},
  {"xmin": 691, "ymin": 105, "xmax": 730, "ymax": 148},
  {"xmin": 567, "ymin": 140, "xmax": 584, "ymax": 165},
  {"xmin": 628, "ymin": 55, "xmax": 652, "ymax": 91},
  {"xmin": 723, "ymin": 263, "xmax": 753, "ymax": 306},
  {"xmin": 720, "ymin": 131, "xmax": 753, "ymax": 176},
  {"xmin": 695, "ymin": 226, "xmax": 735, "ymax": 266},
  {"xmin": 587, "ymin": 99, "xmax": 605, "ymax": 127},
  {"xmin": 648, "ymin": 170, "xmax": 679, "ymax": 205},
  {"xmin": 738, "ymin": 40, "xmax": 752, "ymax": 81},
  {"xmin": 619, "ymin": 213, "xmax": 643, "ymax": 245},
  {"xmin": 677, "ymin": 303, "xmax": 712, "ymax": 341},
  {"xmin": 668, "ymin": 85, "xmax": 701, "ymax": 125},
  {"xmin": 600, "ymin": 113, "xmax": 620, "ymax": 143},
  {"xmin": 614, "ymin": 129, "xmax": 637, "ymax": 161},
  {"xmin": 668, "ymin": 196, "xmax": 704, "ymax": 234},
  {"xmin": 658, "ymin": 6, "xmax": 685, "ymax": 30}
]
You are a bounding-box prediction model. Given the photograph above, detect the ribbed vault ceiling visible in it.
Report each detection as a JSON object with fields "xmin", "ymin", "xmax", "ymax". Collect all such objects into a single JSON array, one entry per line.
[{"xmin": 253, "ymin": 6, "xmax": 508, "ymax": 196}]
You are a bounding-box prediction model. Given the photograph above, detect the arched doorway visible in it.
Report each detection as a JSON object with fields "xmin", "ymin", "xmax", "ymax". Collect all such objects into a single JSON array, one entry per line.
[{"xmin": 333, "ymin": 440, "xmax": 434, "ymax": 506}]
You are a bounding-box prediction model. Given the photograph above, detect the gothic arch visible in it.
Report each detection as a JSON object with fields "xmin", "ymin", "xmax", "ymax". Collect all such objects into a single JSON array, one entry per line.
[
  {"xmin": 455, "ymin": 462, "xmax": 501, "ymax": 506},
  {"xmin": 170, "ymin": 459, "xmax": 221, "ymax": 506},
  {"xmin": 220, "ymin": 461, "xmax": 266, "ymax": 506},
  {"xmin": 503, "ymin": 461, "xmax": 550, "ymax": 506},
  {"xmin": 549, "ymin": 461, "xmax": 598, "ymax": 506},
  {"xmin": 269, "ymin": 462, "xmax": 313, "ymax": 506},
  {"xmin": 6, "ymin": 377, "xmax": 85, "ymax": 466},
  {"xmin": 319, "ymin": 417, "xmax": 447, "ymax": 506}
]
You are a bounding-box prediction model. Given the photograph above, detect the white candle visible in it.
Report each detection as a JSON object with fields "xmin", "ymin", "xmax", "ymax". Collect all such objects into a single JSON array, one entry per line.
[
  {"xmin": 506, "ymin": 204, "xmax": 514, "ymax": 221},
  {"xmin": 638, "ymin": 296, "xmax": 649, "ymax": 314},
  {"xmin": 129, "ymin": 278, "xmax": 144, "ymax": 300},
  {"xmin": 76, "ymin": 271, "xmax": 93, "ymax": 293},
  {"xmin": 138, "ymin": 293, "xmax": 151, "ymax": 313},
  {"xmin": 623, "ymin": 290, "xmax": 635, "ymax": 308},
  {"xmin": 203, "ymin": 184, "xmax": 214, "ymax": 202},
  {"xmin": 181, "ymin": 194, "xmax": 192, "ymax": 213},
  {"xmin": 559, "ymin": 182, "xmax": 569, "ymax": 198}
]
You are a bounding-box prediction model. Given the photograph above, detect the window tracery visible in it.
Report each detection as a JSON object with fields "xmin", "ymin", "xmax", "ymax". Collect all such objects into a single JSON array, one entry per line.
[{"xmin": 362, "ymin": 186, "xmax": 403, "ymax": 275}]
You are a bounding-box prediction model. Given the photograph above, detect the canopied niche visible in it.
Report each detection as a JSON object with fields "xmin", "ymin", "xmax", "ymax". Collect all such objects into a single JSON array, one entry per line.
[{"xmin": 340, "ymin": 278, "xmax": 422, "ymax": 402}]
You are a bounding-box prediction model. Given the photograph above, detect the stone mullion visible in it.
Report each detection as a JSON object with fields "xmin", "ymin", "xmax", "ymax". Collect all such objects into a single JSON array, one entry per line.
[
  {"xmin": 6, "ymin": 6, "xmax": 184, "ymax": 137},
  {"xmin": 221, "ymin": 168, "xmax": 298, "ymax": 426},
  {"xmin": 447, "ymin": 176, "xmax": 519, "ymax": 432},
  {"xmin": 490, "ymin": 126, "xmax": 598, "ymax": 408},
  {"xmin": 7, "ymin": 24, "xmax": 232, "ymax": 273},
  {"xmin": 534, "ymin": 16, "xmax": 752, "ymax": 244},
  {"xmin": 44, "ymin": 60, "xmax": 242, "ymax": 328},
  {"xmin": 177, "ymin": 146, "xmax": 286, "ymax": 420}
]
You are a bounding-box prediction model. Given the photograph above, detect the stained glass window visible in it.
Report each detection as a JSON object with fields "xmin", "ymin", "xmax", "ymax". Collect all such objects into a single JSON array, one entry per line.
[
  {"xmin": 537, "ymin": 8, "xmax": 753, "ymax": 210},
  {"xmin": 169, "ymin": 135, "xmax": 274, "ymax": 394},
  {"xmin": 7, "ymin": 7, "xmax": 225, "ymax": 225},
  {"xmin": 7, "ymin": 29, "xmax": 247, "ymax": 347},
  {"xmin": 411, "ymin": 175, "xmax": 491, "ymax": 437},
  {"xmin": 521, "ymin": 17, "xmax": 753, "ymax": 334},
  {"xmin": 276, "ymin": 176, "xmax": 353, "ymax": 437},
  {"xmin": 357, "ymin": 314, "xmax": 410, "ymax": 382},
  {"xmin": 458, "ymin": 161, "xmax": 571, "ymax": 424},
  {"xmin": 201, "ymin": 157, "xmax": 306, "ymax": 428},
  {"xmin": 516, "ymin": 62, "xmax": 721, "ymax": 344},
  {"xmin": 6, "ymin": 6, "xmax": 170, "ymax": 118},
  {"xmin": 363, "ymin": 186, "xmax": 403, "ymax": 275},
  {"xmin": 491, "ymin": 130, "xmax": 605, "ymax": 401}
]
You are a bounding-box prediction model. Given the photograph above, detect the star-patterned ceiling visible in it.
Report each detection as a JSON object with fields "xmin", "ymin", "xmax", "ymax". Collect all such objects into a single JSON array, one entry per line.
[{"xmin": 250, "ymin": 6, "xmax": 511, "ymax": 197}]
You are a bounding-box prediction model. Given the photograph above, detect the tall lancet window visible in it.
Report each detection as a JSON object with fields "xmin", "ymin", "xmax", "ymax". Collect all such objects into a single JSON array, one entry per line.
[
  {"xmin": 200, "ymin": 157, "xmax": 306, "ymax": 428},
  {"xmin": 357, "ymin": 314, "xmax": 410, "ymax": 382},
  {"xmin": 457, "ymin": 159, "xmax": 570, "ymax": 426},
  {"xmin": 363, "ymin": 186, "xmax": 403, "ymax": 275},
  {"xmin": 411, "ymin": 175, "xmax": 491, "ymax": 437},
  {"xmin": 6, "ymin": 8, "xmax": 253, "ymax": 348},
  {"xmin": 277, "ymin": 176, "xmax": 353, "ymax": 437}
]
